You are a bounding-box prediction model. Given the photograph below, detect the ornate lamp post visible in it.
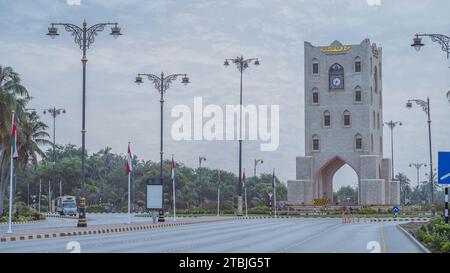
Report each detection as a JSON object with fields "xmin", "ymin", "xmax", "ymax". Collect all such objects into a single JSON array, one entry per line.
[
  {"xmin": 254, "ymin": 159, "xmax": 264, "ymax": 178},
  {"xmin": 409, "ymin": 162, "xmax": 427, "ymax": 189},
  {"xmin": 224, "ymin": 55, "xmax": 260, "ymax": 216},
  {"xmin": 43, "ymin": 107, "xmax": 66, "ymax": 201},
  {"xmin": 135, "ymin": 72, "xmax": 189, "ymax": 221},
  {"xmin": 47, "ymin": 19, "xmax": 122, "ymax": 227},
  {"xmin": 406, "ymin": 98, "xmax": 434, "ymax": 204},
  {"xmin": 383, "ymin": 121, "xmax": 402, "ymax": 180},
  {"xmin": 411, "ymin": 33, "xmax": 450, "ymax": 58}
]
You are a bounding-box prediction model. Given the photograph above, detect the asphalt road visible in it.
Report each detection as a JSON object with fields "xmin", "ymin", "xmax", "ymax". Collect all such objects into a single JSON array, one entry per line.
[{"xmin": 0, "ymin": 218, "xmax": 424, "ymax": 253}]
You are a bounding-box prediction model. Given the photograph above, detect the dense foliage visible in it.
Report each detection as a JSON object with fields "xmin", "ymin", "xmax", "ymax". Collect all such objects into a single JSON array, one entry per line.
[
  {"xmin": 415, "ymin": 217, "xmax": 450, "ymax": 253},
  {"xmin": 11, "ymin": 144, "xmax": 287, "ymax": 213}
]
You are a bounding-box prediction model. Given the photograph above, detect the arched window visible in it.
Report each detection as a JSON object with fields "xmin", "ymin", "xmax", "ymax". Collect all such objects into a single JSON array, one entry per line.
[
  {"xmin": 374, "ymin": 66, "xmax": 378, "ymax": 93},
  {"xmin": 370, "ymin": 87, "xmax": 373, "ymax": 105},
  {"xmin": 354, "ymin": 86, "xmax": 362, "ymax": 102},
  {"xmin": 355, "ymin": 57, "xmax": 361, "ymax": 72},
  {"xmin": 355, "ymin": 134, "xmax": 363, "ymax": 151},
  {"xmin": 312, "ymin": 59, "xmax": 319, "ymax": 75},
  {"xmin": 377, "ymin": 112, "xmax": 380, "ymax": 129},
  {"xmin": 329, "ymin": 63, "xmax": 344, "ymax": 90},
  {"xmin": 323, "ymin": 111, "xmax": 331, "ymax": 127},
  {"xmin": 312, "ymin": 87, "xmax": 319, "ymax": 104},
  {"xmin": 371, "ymin": 134, "xmax": 374, "ymax": 153},
  {"xmin": 312, "ymin": 135, "xmax": 320, "ymax": 151},
  {"xmin": 343, "ymin": 110, "xmax": 351, "ymax": 127},
  {"xmin": 373, "ymin": 111, "xmax": 376, "ymax": 129}
]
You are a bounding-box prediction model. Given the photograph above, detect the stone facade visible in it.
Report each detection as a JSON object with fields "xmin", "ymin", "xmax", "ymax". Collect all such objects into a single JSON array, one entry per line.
[{"xmin": 288, "ymin": 39, "xmax": 400, "ymax": 206}]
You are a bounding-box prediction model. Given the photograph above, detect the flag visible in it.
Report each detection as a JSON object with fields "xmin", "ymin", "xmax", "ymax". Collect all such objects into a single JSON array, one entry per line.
[
  {"xmin": 11, "ymin": 115, "xmax": 18, "ymax": 160},
  {"xmin": 242, "ymin": 169, "xmax": 246, "ymax": 187},
  {"xmin": 171, "ymin": 155, "xmax": 175, "ymax": 180},
  {"xmin": 126, "ymin": 143, "xmax": 132, "ymax": 175}
]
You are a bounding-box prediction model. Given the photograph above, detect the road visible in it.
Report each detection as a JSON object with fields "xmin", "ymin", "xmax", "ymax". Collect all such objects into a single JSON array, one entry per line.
[{"xmin": 0, "ymin": 217, "xmax": 424, "ymax": 253}]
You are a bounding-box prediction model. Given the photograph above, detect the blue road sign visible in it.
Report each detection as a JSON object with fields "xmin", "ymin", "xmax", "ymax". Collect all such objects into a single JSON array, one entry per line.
[
  {"xmin": 393, "ymin": 207, "xmax": 399, "ymax": 214},
  {"xmin": 438, "ymin": 152, "xmax": 450, "ymax": 185}
]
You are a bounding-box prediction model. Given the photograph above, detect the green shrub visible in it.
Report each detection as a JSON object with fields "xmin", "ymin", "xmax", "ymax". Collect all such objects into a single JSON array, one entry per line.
[{"xmin": 441, "ymin": 242, "xmax": 450, "ymax": 253}]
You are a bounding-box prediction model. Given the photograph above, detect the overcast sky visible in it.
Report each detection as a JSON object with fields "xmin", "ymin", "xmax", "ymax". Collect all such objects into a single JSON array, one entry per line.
[{"xmin": 1, "ymin": 0, "xmax": 450, "ymax": 190}]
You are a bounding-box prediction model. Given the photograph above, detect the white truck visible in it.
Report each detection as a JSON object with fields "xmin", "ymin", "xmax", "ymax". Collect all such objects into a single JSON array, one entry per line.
[{"xmin": 56, "ymin": 196, "xmax": 78, "ymax": 216}]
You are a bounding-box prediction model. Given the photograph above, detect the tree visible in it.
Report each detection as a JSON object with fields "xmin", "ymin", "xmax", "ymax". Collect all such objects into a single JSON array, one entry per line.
[
  {"xmin": 395, "ymin": 172, "xmax": 411, "ymax": 205},
  {"xmin": 0, "ymin": 66, "xmax": 32, "ymax": 214}
]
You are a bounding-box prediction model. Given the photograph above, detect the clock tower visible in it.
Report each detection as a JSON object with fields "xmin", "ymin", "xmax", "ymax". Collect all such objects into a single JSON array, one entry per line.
[{"xmin": 287, "ymin": 39, "xmax": 400, "ymax": 206}]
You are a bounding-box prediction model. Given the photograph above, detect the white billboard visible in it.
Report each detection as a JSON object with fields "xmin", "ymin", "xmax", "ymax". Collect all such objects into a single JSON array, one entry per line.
[{"xmin": 146, "ymin": 184, "xmax": 163, "ymax": 209}]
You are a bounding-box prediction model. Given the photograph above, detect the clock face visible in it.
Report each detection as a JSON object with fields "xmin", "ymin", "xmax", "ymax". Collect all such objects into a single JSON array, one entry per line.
[{"xmin": 332, "ymin": 77, "xmax": 341, "ymax": 87}]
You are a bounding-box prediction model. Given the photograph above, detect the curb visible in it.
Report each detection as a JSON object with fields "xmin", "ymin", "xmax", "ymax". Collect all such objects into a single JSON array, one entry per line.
[
  {"xmin": 0, "ymin": 217, "xmax": 241, "ymax": 243},
  {"xmin": 396, "ymin": 224, "xmax": 431, "ymax": 253},
  {"xmin": 369, "ymin": 218, "xmax": 429, "ymax": 222},
  {"xmin": 0, "ymin": 220, "xmax": 46, "ymax": 226}
]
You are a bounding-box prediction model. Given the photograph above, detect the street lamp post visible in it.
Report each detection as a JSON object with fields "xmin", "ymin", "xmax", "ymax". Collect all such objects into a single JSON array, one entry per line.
[
  {"xmin": 135, "ymin": 72, "xmax": 189, "ymax": 222},
  {"xmin": 198, "ymin": 156, "xmax": 207, "ymax": 208},
  {"xmin": 43, "ymin": 107, "xmax": 66, "ymax": 204},
  {"xmin": 383, "ymin": 121, "xmax": 402, "ymax": 180},
  {"xmin": 409, "ymin": 162, "xmax": 427, "ymax": 189},
  {"xmin": 406, "ymin": 98, "xmax": 434, "ymax": 204},
  {"xmin": 254, "ymin": 159, "xmax": 264, "ymax": 178},
  {"xmin": 224, "ymin": 55, "xmax": 260, "ymax": 216},
  {"xmin": 47, "ymin": 19, "xmax": 122, "ymax": 228}
]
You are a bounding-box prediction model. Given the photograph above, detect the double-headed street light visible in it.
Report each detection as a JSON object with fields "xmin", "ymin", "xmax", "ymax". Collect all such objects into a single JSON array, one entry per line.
[
  {"xmin": 43, "ymin": 107, "xmax": 66, "ymax": 205},
  {"xmin": 406, "ymin": 98, "xmax": 434, "ymax": 204},
  {"xmin": 135, "ymin": 72, "xmax": 189, "ymax": 221},
  {"xmin": 224, "ymin": 55, "xmax": 260, "ymax": 216},
  {"xmin": 383, "ymin": 121, "xmax": 402, "ymax": 180},
  {"xmin": 47, "ymin": 19, "xmax": 122, "ymax": 228},
  {"xmin": 409, "ymin": 162, "xmax": 427, "ymax": 189}
]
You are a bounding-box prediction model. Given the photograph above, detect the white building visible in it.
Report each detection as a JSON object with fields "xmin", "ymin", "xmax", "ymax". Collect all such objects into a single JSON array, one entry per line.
[{"xmin": 288, "ymin": 39, "xmax": 400, "ymax": 205}]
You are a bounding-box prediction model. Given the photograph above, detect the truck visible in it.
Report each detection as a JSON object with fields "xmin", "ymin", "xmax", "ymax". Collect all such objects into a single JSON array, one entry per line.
[{"xmin": 56, "ymin": 196, "xmax": 78, "ymax": 216}]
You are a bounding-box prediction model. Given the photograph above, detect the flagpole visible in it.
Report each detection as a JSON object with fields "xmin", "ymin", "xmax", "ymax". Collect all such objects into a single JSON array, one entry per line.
[
  {"xmin": 172, "ymin": 155, "xmax": 176, "ymax": 222},
  {"xmin": 128, "ymin": 171, "xmax": 131, "ymax": 224},
  {"xmin": 127, "ymin": 142, "xmax": 131, "ymax": 225},
  {"xmin": 244, "ymin": 169, "xmax": 247, "ymax": 218},
  {"xmin": 7, "ymin": 112, "xmax": 15, "ymax": 234},
  {"xmin": 273, "ymin": 168, "xmax": 277, "ymax": 218}
]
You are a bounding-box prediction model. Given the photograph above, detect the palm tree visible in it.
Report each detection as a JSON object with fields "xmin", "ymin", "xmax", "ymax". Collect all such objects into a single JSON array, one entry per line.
[
  {"xmin": 395, "ymin": 172, "xmax": 411, "ymax": 205},
  {"xmin": 0, "ymin": 66, "xmax": 30, "ymax": 214}
]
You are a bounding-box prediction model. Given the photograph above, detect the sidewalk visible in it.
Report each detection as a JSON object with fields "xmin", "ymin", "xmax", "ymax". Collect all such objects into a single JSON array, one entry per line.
[{"xmin": 0, "ymin": 216, "xmax": 239, "ymax": 243}]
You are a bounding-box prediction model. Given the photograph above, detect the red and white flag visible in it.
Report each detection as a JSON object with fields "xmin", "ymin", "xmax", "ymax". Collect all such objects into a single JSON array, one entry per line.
[
  {"xmin": 126, "ymin": 143, "xmax": 132, "ymax": 175},
  {"xmin": 171, "ymin": 155, "xmax": 175, "ymax": 180}
]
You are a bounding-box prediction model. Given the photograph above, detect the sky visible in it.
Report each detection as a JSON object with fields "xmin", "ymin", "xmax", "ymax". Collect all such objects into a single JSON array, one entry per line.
[{"xmin": 1, "ymin": 0, "xmax": 450, "ymax": 190}]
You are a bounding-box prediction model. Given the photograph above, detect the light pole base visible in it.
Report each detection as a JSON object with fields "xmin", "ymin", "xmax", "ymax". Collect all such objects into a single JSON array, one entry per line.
[
  {"xmin": 77, "ymin": 197, "xmax": 87, "ymax": 228},
  {"xmin": 237, "ymin": 196, "xmax": 243, "ymax": 216}
]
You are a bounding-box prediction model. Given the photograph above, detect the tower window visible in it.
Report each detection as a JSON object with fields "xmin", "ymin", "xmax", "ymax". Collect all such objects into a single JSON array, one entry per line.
[
  {"xmin": 323, "ymin": 111, "xmax": 331, "ymax": 127},
  {"xmin": 374, "ymin": 66, "xmax": 378, "ymax": 93},
  {"xmin": 343, "ymin": 110, "xmax": 351, "ymax": 127},
  {"xmin": 312, "ymin": 59, "xmax": 319, "ymax": 75},
  {"xmin": 312, "ymin": 135, "xmax": 320, "ymax": 151},
  {"xmin": 355, "ymin": 134, "xmax": 363, "ymax": 150},
  {"xmin": 355, "ymin": 57, "xmax": 361, "ymax": 72},
  {"xmin": 312, "ymin": 88, "xmax": 319, "ymax": 104},
  {"xmin": 355, "ymin": 86, "xmax": 362, "ymax": 102},
  {"xmin": 377, "ymin": 112, "xmax": 380, "ymax": 129}
]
